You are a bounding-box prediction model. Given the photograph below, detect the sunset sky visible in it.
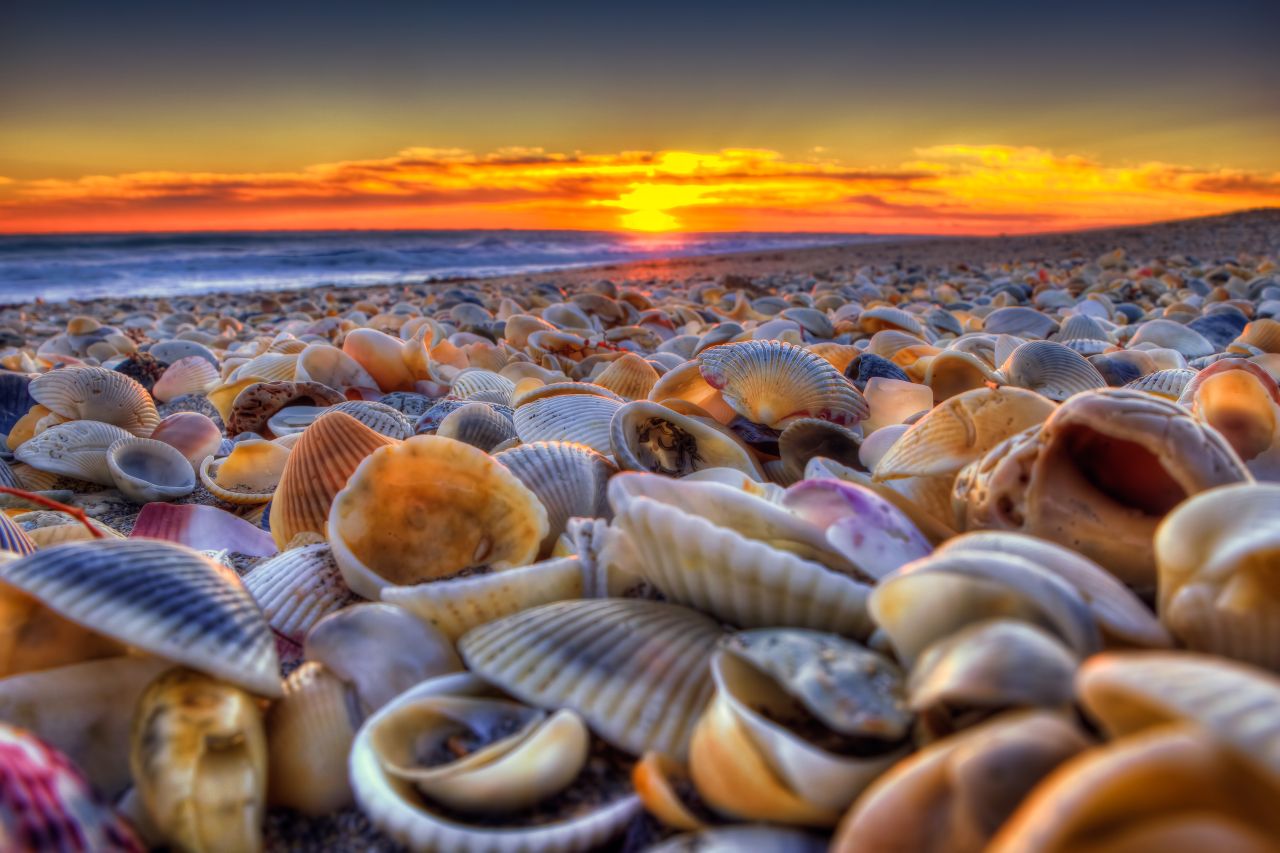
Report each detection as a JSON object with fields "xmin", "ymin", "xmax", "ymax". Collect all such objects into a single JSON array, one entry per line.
[{"xmin": 2, "ymin": 0, "xmax": 1276, "ymax": 235}]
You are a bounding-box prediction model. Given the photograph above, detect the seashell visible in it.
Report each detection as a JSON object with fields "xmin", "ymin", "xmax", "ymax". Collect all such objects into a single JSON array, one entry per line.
[
  {"xmin": 242, "ymin": 544, "xmax": 358, "ymax": 644},
  {"xmin": 266, "ymin": 662, "xmax": 361, "ymax": 816},
  {"xmin": 450, "ymin": 368, "xmax": 516, "ymax": 404},
  {"xmin": 296, "ymin": 343, "xmax": 380, "ymax": 392},
  {"xmin": 328, "ymin": 436, "xmax": 547, "ymax": 599},
  {"xmin": 1129, "ymin": 318, "xmax": 1216, "ymax": 358},
  {"xmin": 378, "ymin": 391, "xmax": 435, "ymax": 419},
  {"xmin": 458, "ymin": 599, "xmax": 723, "ymax": 759},
  {"xmin": 780, "ymin": 478, "xmax": 931, "ymax": 580},
  {"xmin": 343, "ymin": 328, "xmax": 417, "ymax": 391},
  {"xmin": 990, "ymin": 720, "xmax": 1280, "ymax": 852},
  {"xmin": 631, "ymin": 751, "xmax": 713, "ymax": 832},
  {"xmin": 228, "ymin": 352, "xmax": 298, "ymax": 384},
  {"xmin": 1124, "ymin": 366, "xmax": 1196, "ymax": 399},
  {"xmin": 0, "ymin": 513, "xmax": 35, "ymax": 556},
  {"xmin": 1056, "ymin": 312, "xmax": 1110, "ymax": 344},
  {"xmin": 513, "ymin": 392, "xmax": 621, "ymax": 458},
  {"xmin": 996, "ymin": 340, "xmax": 1107, "ymax": 401},
  {"xmin": 1177, "ymin": 359, "xmax": 1280, "ymax": 468},
  {"xmin": 653, "ymin": 826, "xmax": 828, "ymax": 853},
  {"xmin": 494, "ymin": 440, "xmax": 616, "ymax": 556},
  {"xmin": 150, "ymin": 339, "xmax": 218, "ymax": 368},
  {"xmin": 698, "ymin": 340, "xmax": 868, "ymax": 428},
  {"xmin": 29, "ymin": 366, "xmax": 159, "ymax": 436},
  {"xmin": 0, "ymin": 721, "xmax": 144, "ymax": 851},
  {"xmin": 594, "ymin": 352, "xmax": 660, "ymax": 400},
  {"xmin": 805, "ymin": 455, "xmax": 958, "ymax": 546},
  {"xmin": 150, "ymin": 411, "xmax": 222, "ymax": 476},
  {"xmin": 610, "ymin": 399, "xmax": 763, "ymax": 479},
  {"xmin": 326, "ymin": 399, "xmax": 414, "ymax": 439},
  {"xmin": 264, "ymin": 404, "xmax": 328, "ymax": 436},
  {"xmin": 649, "ymin": 360, "xmax": 738, "ymax": 424},
  {"xmin": 859, "ymin": 306, "xmax": 927, "ymax": 338},
  {"xmin": 953, "ymin": 388, "xmax": 1252, "ymax": 589},
  {"xmin": 152, "ymin": 356, "xmax": 220, "ymax": 402},
  {"xmin": 269, "ymin": 411, "xmax": 398, "ymax": 549},
  {"xmin": 875, "ymin": 386, "xmax": 1056, "ymax": 481},
  {"xmin": 846, "ymin": 352, "xmax": 910, "ymax": 391},
  {"xmin": 131, "ymin": 501, "xmax": 279, "ymax": 557},
  {"xmin": 207, "ymin": 375, "xmax": 267, "ymax": 423},
  {"xmin": 778, "ymin": 417, "xmax": 862, "ymax": 482},
  {"xmin": 130, "ymin": 667, "xmax": 268, "ymax": 853},
  {"xmin": 922, "ymin": 349, "xmax": 998, "ymax": 401},
  {"xmin": 438, "ymin": 401, "xmax": 519, "ymax": 452},
  {"xmin": 7, "ymin": 540, "xmax": 280, "ymax": 696},
  {"xmin": 106, "ymin": 436, "xmax": 196, "ymax": 503},
  {"xmin": 14, "ymin": 419, "xmax": 133, "ymax": 485},
  {"xmin": 0, "ymin": 372, "xmax": 35, "ymax": 435},
  {"xmin": 861, "ymin": 376, "xmax": 933, "ymax": 433},
  {"xmin": 350, "ymin": 672, "xmax": 642, "ymax": 853},
  {"xmin": 869, "ymin": 550, "xmax": 1101, "ymax": 666},
  {"xmin": 226, "ymin": 380, "xmax": 344, "ymax": 438},
  {"xmin": 689, "ymin": 629, "xmax": 911, "ymax": 827},
  {"xmin": 199, "ymin": 438, "xmax": 290, "ymax": 504},
  {"xmin": 6, "ymin": 404, "xmax": 58, "ymax": 451},
  {"xmin": 1154, "ymin": 483, "xmax": 1280, "ymax": 669},
  {"xmin": 1231, "ymin": 317, "xmax": 1280, "ymax": 354},
  {"xmin": 833, "ymin": 711, "xmax": 1091, "ymax": 853},
  {"xmin": 983, "ymin": 306, "xmax": 1059, "ymax": 338}
]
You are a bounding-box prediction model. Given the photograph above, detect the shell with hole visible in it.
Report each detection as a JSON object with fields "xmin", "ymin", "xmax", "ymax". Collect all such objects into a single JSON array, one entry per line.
[
  {"xmin": 953, "ymin": 388, "xmax": 1252, "ymax": 591},
  {"xmin": 328, "ymin": 435, "xmax": 547, "ymax": 599}
]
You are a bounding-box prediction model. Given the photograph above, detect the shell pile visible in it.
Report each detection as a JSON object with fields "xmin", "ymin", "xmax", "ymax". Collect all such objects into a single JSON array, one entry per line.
[{"xmin": 0, "ymin": 239, "xmax": 1277, "ymax": 851}]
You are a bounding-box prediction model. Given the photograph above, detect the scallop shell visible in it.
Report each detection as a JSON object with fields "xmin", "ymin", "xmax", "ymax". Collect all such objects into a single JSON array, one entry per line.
[
  {"xmin": 228, "ymin": 352, "xmax": 299, "ymax": 384},
  {"xmin": 199, "ymin": 438, "xmax": 290, "ymax": 504},
  {"xmin": 1124, "ymin": 367, "xmax": 1196, "ymax": 399},
  {"xmin": 14, "ymin": 419, "xmax": 133, "ymax": 485},
  {"xmin": 328, "ymin": 435, "xmax": 548, "ymax": 599},
  {"xmin": 0, "ymin": 514, "xmax": 35, "ymax": 557},
  {"xmin": 350, "ymin": 672, "xmax": 641, "ymax": 853},
  {"xmin": 1056, "ymin": 313, "xmax": 1110, "ymax": 344},
  {"xmin": 698, "ymin": 340, "xmax": 868, "ymax": 428},
  {"xmin": 29, "ymin": 366, "xmax": 159, "ymax": 436},
  {"xmin": 996, "ymin": 340, "xmax": 1107, "ymax": 401},
  {"xmin": 151, "ymin": 356, "xmax": 220, "ymax": 403},
  {"xmin": 266, "ymin": 662, "xmax": 360, "ymax": 816},
  {"xmin": 983, "ymin": 306, "xmax": 1059, "ymax": 338},
  {"xmin": 242, "ymin": 544, "xmax": 358, "ymax": 644},
  {"xmin": 1, "ymin": 540, "xmax": 281, "ymax": 696},
  {"xmin": 648, "ymin": 360, "xmax": 738, "ymax": 424},
  {"xmin": 438, "ymin": 401, "xmax": 519, "ymax": 452},
  {"xmin": 450, "ymin": 369, "xmax": 516, "ymax": 404},
  {"xmin": 513, "ymin": 393, "xmax": 621, "ymax": 458},
  {"xmin": 1231, "ymin": 317, "xmax": 1280, "ymax": 354},
  {"xmin": 1154, "ymin": 483, "xmax": 1280, "ymax": 669},
  {"xmin": 493, "ymin": 440, "xmax": 615, "ymax": 556},
  {"xmin": 594, "ymin": 353, "xmax": 660, "ymax": 400},
  {"xmin": 106, "ymin": 436, "xmax": 197, "ymax": 503},
  {"xmin": 458, "ymin": 599, "xmax": 723, "ymax": 759},
  {"xmin": 270, "ymin": 411, "xmax": 398, "ymax": 548},
  {"xmin": 296, "ymin": 343, "xmax": 380, "ymax": 392},
  {"xmin": 610, "ymin": 400, "xmax": 763, "ymax": 479},
  {"xmin": 325, "ymin": 399, "xmax": 414, "ymax": 439},
  {"xmin": 227, "ymin": 380, "xmax": 345, "ymax": 438}
]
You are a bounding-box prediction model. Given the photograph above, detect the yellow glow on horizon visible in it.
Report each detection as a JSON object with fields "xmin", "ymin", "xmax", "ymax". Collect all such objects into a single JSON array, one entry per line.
[{"xmin": 620, "ymin": 208, "xmax": 681, "ymax": 231}]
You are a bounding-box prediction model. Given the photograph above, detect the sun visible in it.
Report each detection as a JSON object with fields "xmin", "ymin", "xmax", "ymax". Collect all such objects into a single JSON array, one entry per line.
[
  {"xmin": 604, "ymin": 182, "xmax": 711, "ymax": 232},
  {"xmin": 620, "ymin": 208, "xmax": 681, "ymax": 232}
]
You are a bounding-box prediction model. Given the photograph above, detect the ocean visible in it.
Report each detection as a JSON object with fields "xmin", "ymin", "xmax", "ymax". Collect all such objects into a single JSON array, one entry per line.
[{"xmin": 0, "ymin": 230, "xmax": 899, "ymax": 305}]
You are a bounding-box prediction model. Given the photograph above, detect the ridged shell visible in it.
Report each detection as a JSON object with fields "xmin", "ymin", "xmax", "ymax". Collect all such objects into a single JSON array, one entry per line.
[
  {"xmin": 922, "ymin": 350, "xmax": 998, "ymax": 402},
  {"xmin": 594, "ymin": 353, "xmax": 660, "ymax": 400},
  {"xmin": 242, "ymin": 544, "xmax": 358, "ymax": 644},
  {"xmin": 228, "ymin": 352, "xmax": 298, "ymax": 384},
  {"xmin": 699, "ymin": 340, "xmax": 868, "ymax": 428},
  {"xmin": 151, "ymin": 356, "xmax": 220, "ymax": 403},
  {"xmin": 458, "ymin": 599, "xmax": 723, "ymax": 760},
  {"xmin": 14, "ymin": 420, "xmax": 133, "ymax": 485},
  {"xmin": 0, "ymin": 722, "xmax": 143, "ymax": 851},
  {"xmin": 1, "ymin": 540, "xmax": 281, "ymax": 696},
  {"xmin": 149, "ymin": 340, "xmax": 218, "ymax": 368},
  {"xmin": 270, "ymin": 412, "xmax": 398, "ymax": 549},
  {"xmin": 1124, "ymin": 367, "xmax": 1196, "ymax": 400},
  {"xmin": 0, "ymin": 513, "xmax": 36, "ymax": 556},
  {"xmin": 438, "ymin": 402, "xmax": 519, "ymax": 452},
  {"xmin": 267, "ymin": 662, "xmax": 360, "ymax": 816},
  {"xmin": 1232, "ymin": 318, "xmax": 1280, "ymax": 354},
  {"xmin": 29, "ymin": 366, "xmax": 159, "ymax": 436},
  {"xmin": 859, "ymin": 306, "xmax": 926, "ymax": 338},
  {"xmin": 1129, "ymin": 319, "xmax": 1216, "ymax": 358},
  {"xmin": 451, "ymin": 369, "xmax": 516, "ymax": 404},
  {"xmin": 514, "ymin": 394, "xmax": 621, "ymax": 459},
  {"xmin": 326, "ymin": 400, "xmax": 414, "ymax": 439},
  {"xmin": 107, "ymin": 436, "xmax": 197, "ymax": 503},
  {"xmin": 983, "ymin": 306, "xmax": 1059, "ymax": 339},
  {"xmin": 607, "ymin": 495, "xmax": 874, "ymax": 637},
  {"xmin": 328, "ymin": 436, "xmax": 548, "ymax": 599},
  {"xmin": 997, "ymin": 340, "xmax": 1106, "ymax": 401},
  {"xmin": 1056, "ymin": 313, "xmax": 1109, "ymax": 343},
  {"xmin": 494, "ymin": 440, "xmax": 616, "ymax": 556}
]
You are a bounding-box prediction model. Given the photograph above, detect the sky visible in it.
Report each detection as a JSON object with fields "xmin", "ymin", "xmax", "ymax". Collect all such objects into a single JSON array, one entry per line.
[{"xmin": 1, "ymin": 0, "xmax": 1277, "ymax": 235}]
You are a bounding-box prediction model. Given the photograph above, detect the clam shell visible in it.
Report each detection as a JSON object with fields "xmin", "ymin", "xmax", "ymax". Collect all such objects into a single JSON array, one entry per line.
[
  {"xmin": 350, "ymin": 672, "xmax": 642, "ymax": 853},
  {"xmin": 513, "ymin": 393, "xmax": 621, "ymax": 459},
  {"xmin": 611, "ymin": 400, "xmax": 763, "ymax": 479},
  {"xmin": 326, "ymin": 399, "xmax": 415, "ymax": 439},
  {"xmin": 996, "ymin": 340, "xmax": 1106, "ymax": 401},
  {"xmin": 1129, "ymin": 318, "xmax": 1216, "ymax": 358},
  {"xmin": 151, "ymin": 356, "xmax": 220, "ymax": 403},
  {"xmin": 296, "ymin": 343, "xmax": 380, "ymax": 392},
  {"xmin": 328, "ymin": 435, "xmax": 548, "ymax": 599},
  {"xmin": 107, "ymin": 436, "xmax": 197, "ymax": 503},
  {"xmin": 859, "ymin": 306, "xmax": 927, "ymax": 338},
  {"xmin": 2, "ymin": 540, "xmax": 281, "ymax": 696},
  {"xmin": 149, "ymin": 411, "xmax": 223, "ymax": 474},
  {"xmin": 861, "ymin": 377, "xmax": 933, "ymax": 434},
  {"xmin": 29, "ymin": 366, "xmax": 159, "ymax": 436},
  {"xmin": 1177, "ymin": 359, "xmax": 1280, "ymax": 465},
  {"xmin": 1124, "ymin": 367, "xmax": 1196, "ymax": 399},
  {"xmin": 149, "ymin": 339, "xmax": 218, "ymax": 368},
  {"xmin": 922, "ymin": 350, "xmax": 997, "ymax": 402},
  {"xmin": 983, "ymin": 306, "xmax": 1059, "ymax": 338},
  {"xmin": 270, "ymin": 411, "xmax": 398, "ymax": 549},
  {"xmin": 594, "ymin": 353, "xmax": 660, "ymax": 400},
  {"xmin": 438, "ymin": 401, "xmax": 519, "ymax": 452},
  {"xmin": 198, "ymin": 438, "xmax": 290, "ymax": 504},
  {"xmin": 131, "ymin": 502, "xmax": 279, "ymax": 557},
  {"xmin": 698, "ymin": 340, "xmax": 868, "ymax": 428},
  {"xmin": 267, "ymin": 662, "xmax": 360, "ymax": 815},
  {"xmin": 494, "ymin": 440, "xmax": 615, "ymax": 556},
  {"xmin": 229, "ymin": 352, "xmax": 299, "ymax": 384},
  {"xmin": 458, "ymin": 599, "xmax": 723, "ymax": 759},
  {"xmin": 778, "ymin": 417, "xmax": 862, "ymax": 482},
  {"xmin": 1232, "ymin": 317, "xmax": 1280, "ymax": 354},
  {"xmin": 0, "ymin": 514, "xmax": 35, "ymax": 556},
  {"xmin": 14, "ymin": 419, "xmax": 133, "ymax": 485},
  {"xmin": 451, "ymin": 369, "xmax": 516, "ymax": 404},
  {"xmin": 242, "ymin": 544, "xmax": 358, "ymax": 644}
]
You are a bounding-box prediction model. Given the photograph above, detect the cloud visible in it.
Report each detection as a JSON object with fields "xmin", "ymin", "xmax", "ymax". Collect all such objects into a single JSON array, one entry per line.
[{"xmin": 0, "ymin": 143, "xmax": 1277, "ymax": 234}]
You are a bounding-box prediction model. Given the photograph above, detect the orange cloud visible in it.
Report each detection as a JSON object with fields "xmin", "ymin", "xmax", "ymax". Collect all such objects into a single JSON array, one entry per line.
[{"xmin": 0, "ymin": 144, "xmax": 1276, "ymax": 235}]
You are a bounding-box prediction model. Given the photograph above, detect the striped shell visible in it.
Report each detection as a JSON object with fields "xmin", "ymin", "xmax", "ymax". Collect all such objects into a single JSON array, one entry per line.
[
  {"xmin": 226, "ymin": 380, "xmax": 345, "ymax": 438},
  {"xmin": 450, "ymin": 369, "xmax": 516, "ymax": 404},
  {"xmin": 0, "ymin": 514, "xmax": 36, "ymax": 556},
  {"xmin": 1231, "ymin": 318, "xmax": 1280, "ymax": 354},
  {"xmin": 513, "ymin": 393, "xmax": 621, "ymax": 459},
  {"xmin": 437, "ymin": 402, "xmax": 519, "ymax": 452},
  {"xmin": 29, "ymin": 366, "xmax": 159, "ymax": 436},
  {"xmin": 996, "ymin": 341, "xmax": 1107, "ymax": 402},
  {"xmin": 151, "ymin": 356, "xmax": 220, "ymax": 403},
  {"xmin": 1129, "ymin": 319, "xmax": 1216, "ymax": 358},
  {"xmin": 14, "ymin": 420, "xmax": 133, "ymax": 486},
  {"xmin": 270, "ymin": 411, "xmax": 398, "ymax": 549},
  {"xmin": 983, "ymin": 306, "xmax": 1059, "ymax": 339},
  {"xmin": 1124, "ymin": 367, "xmax": 1196, "ymax": 400},
  {"xmin": 493, "ymin": 440, "xmax": 615, "ymax": 556},
  {"xmin": 593, "ymin": 353, "xmax": 660, "ymax": 400},
  {"xmin": 2, "ymin": 540, "xmax": 281, "ymax": 696},
  {"xmin": 242, "ymin": 543, "xmax": 359, "ymax": 644},
  {"xmin": 228, "ymin": 352, "xmax": 299, "ymax": 384},
  {"xmin": 859, "ymin": 306, "xmax": 927, "ymax": 338},
  {"xmin": 698, "ymin": 340, "xmax": 868, "ymax": 428},
  {"xmin": 325, "ymin": 400, "xmax": 414, "ymax": 439},
  {"xmin": 458, "ymin": 599, "xmax": 723, "ymax": 759},
  {"xmin": 266, "ymin": 662, "xmax": 360, "ymax": 816}
]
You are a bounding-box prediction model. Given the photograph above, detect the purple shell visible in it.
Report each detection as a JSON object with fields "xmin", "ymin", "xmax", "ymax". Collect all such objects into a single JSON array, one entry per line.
[
  {"xmin": 130, "ymin": 503, "xmax": 278, "ymax": 557},
  {"xmin": 783, "ymin": 478, "xmax": 931, "ymax": 580}
]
